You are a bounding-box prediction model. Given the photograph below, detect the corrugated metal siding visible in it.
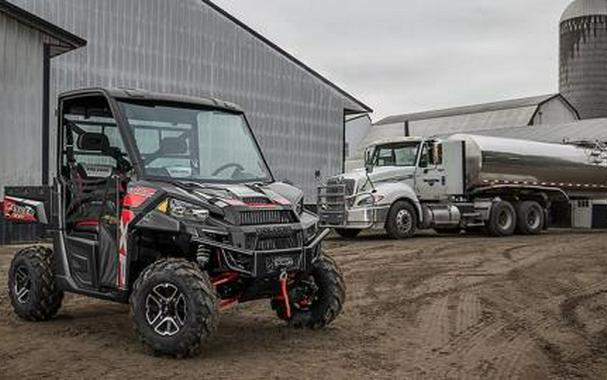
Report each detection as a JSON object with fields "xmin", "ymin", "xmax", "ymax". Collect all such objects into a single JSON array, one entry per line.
[
  {"xmin": 0, "ymin": 11, "xmax": 44, "ymax": 197},
  {"xmin": 11, "ymin": 0, "xmax": 361, "ymax": 200},
  {"xmin": 465, "ymin": 118, "xmax": 607, "ymax": 144},
  {"xmin": 560, "ymin": 14, "xmax": 607, "ymax": 119}
]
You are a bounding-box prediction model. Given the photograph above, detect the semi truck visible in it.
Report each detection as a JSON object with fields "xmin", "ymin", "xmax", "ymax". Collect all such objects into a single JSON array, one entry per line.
[{"xmin": 318, "ymin": 134, "xmax": 607, "ymax": 238}]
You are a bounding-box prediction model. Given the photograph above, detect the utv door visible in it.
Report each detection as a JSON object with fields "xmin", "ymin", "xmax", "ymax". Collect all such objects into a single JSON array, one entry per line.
[{"xmin": 59, "ymin": 94, "xmax": 129, "ymax": 292}]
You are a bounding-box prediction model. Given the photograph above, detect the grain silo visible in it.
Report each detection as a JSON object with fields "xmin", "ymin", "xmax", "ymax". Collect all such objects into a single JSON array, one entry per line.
[{"xmin": 560, "ymin": 0, "xmax": 607, "ymax": 119}]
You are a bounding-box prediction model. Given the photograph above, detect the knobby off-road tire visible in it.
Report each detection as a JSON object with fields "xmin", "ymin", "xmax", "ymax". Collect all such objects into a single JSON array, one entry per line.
[
  {"xmin": 386, "ymin": 201, "xmax": 418, "ymax": 239},
  {"xmin": 516, "ymin": 201, "xmax": 545, "ymax": 235},
  {"xmin": 275, "ymin": 254, "xmax": 346, "ymax": 329},
  {"xmin": 130, "ymin": 259, "xmax": 219, "ymax": 358},
  {"xmin": 8, "ymin": 246, "xmax": 64, "ymax": 321},
  {"xmin": 335, "ymin": 228, "xmax": 362, "ymax": 238},
  {"xmin": 486, "ymin": 201, "xmax": 517, "ymax": 237}
]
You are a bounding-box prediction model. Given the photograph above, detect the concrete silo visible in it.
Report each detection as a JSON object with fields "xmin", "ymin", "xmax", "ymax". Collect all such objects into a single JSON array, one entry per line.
[{"xmin": 560, "ymin": 0, "xmax": 607, "ymax": 119}]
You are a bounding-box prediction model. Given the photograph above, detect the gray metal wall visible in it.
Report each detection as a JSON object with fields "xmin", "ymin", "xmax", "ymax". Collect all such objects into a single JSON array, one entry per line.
[
  {"xmin": 560, "ymin": 14, "xmax": 607, "ymax": 120},
  {"xmin": 10, "ymin": 0, "xmax": 366, "ymax": 200},
  {"xmin": 0, "ymin": 11, "xmax": 44, "ymax": 197}
]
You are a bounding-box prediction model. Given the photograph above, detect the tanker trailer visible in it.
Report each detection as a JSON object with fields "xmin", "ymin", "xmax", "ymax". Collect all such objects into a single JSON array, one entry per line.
[{"xmin": 317, "ymin": 134, "xmax": 607, "ymax": 239}]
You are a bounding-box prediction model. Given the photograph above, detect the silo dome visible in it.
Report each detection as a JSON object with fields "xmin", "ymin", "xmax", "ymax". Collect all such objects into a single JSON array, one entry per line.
[{"xmin": 559, "ymin": 0, "xmax": 607, "ymax": 119}]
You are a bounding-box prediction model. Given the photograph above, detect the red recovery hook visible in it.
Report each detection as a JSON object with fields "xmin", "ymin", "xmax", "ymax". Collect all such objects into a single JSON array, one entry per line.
[{"xmin": 279, "ymin": 271, "xmax": 292, "ymax": 319}]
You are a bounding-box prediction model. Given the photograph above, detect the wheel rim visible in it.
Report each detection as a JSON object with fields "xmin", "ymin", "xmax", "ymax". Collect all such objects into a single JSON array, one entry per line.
[
  {"xmin": 13, "ymin": 266, "xmax": 32, "ymax": 304},
  {"xmin": 498, "ymin": 209, "xmax": 513, "ymax": 231},
  {"xmin": 291, "ymin": 276, "xmax": 319, "ymax": 311},
  {"xmin": 527, "ymin": 208, "xmax": 541, "ymax": 230},
  {"xmin": 395, "ymin": 209, "xmax": 413, "ymax": 234},
  {"xmin": 145, "ymin": 283, "xmax": 188, "ymax": 337}
]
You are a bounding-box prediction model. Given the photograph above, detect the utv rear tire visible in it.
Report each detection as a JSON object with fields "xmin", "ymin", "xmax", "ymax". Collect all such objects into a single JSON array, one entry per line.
[
  {"xmin": 130, "ymin": 259, "xmax": 218, "ymax": 357},
  {"xmin": 516, "ymin": 201, "xmax": 545, "ymax": 235},
  {"xmin": 386, "ymin": 201, "xmax": 418, "ymax": 239},
  {"xmin": 335, "ymin": 229, "xmax": 361, "ymax": 238},
  {"xmin": 486, "ymin": 201, "xmax": 517, "ymax": 237},
  {"xmin": 8, "ymin": 246, "xmax": 64, "ymax": 321},
  {"xmin": 274, "ymin": 253, "xmax": 346, "ymax": 329}
]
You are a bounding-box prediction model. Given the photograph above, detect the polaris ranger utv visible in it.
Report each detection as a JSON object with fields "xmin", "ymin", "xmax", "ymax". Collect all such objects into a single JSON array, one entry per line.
[{"xmin": 4, "ymin": 88, "xmax": 345, "ymax": 357}]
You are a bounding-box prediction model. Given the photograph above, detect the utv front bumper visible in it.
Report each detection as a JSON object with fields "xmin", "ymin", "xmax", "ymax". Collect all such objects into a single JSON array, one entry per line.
[{"xmin": 193, "ymin": 228, "xmax": 329, "ymax": 278}]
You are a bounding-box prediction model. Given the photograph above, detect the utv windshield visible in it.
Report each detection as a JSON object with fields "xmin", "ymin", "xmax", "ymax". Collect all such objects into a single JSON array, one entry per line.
[
  {"xmin": 117, "ymin": 100, "xmax": 272, "ymax": 183},
  {"xmin": 367, "ymin": 142, "xmax": 421, "ymax": 168}
]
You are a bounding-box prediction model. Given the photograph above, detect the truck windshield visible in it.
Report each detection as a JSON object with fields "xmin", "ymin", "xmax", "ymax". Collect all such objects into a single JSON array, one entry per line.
[
  {"xmin": 368, "ymin": 142, "xmax": 420, "ymax": 168},
  {"xmin": 117, "ymin": 100, "xmax": 272, "ymax": 183}
]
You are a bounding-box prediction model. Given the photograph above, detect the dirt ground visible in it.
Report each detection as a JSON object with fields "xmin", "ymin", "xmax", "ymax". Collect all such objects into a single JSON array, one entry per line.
[{"xmin": 2, "ymin": 231, "xmax": 607, "ymax": 379}]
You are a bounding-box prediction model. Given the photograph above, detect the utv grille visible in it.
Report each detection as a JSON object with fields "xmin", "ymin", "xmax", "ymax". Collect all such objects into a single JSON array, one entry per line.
[
  {"xmin": 239, "ymin": 210, "xmax": 295, "ymax": 225},
  {"xmin": 246, "ymin": 231, "xmax": 302, "ymax": 251},
  {"xmin": 242, "ymin": 197, "xmax": 271, "ymax": 205}
]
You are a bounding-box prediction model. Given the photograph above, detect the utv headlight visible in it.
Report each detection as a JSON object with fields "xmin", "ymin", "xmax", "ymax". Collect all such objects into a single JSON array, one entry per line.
[{"xmin": 157, "ymin": 199, "xmax": 210, "ymax": 222}]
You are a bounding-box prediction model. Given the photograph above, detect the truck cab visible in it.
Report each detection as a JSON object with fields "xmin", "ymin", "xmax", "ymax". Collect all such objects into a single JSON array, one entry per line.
[{"xmin": 318, "ymin": 137, "xmax": 467, "ymax": 238}]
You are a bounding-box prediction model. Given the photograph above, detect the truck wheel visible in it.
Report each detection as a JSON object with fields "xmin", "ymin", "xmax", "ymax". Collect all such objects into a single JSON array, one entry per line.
[
  {"xmin": 273, "ymin": 253, "xmax": 346, "ymax": 329},
  {"xmin": 386, "ymin": 201, "xmax": 418, "ymax": 239},
  {"xmin": 130, "ymin": 259, "xmax": 218, "ymax": 357},
  {"xmin": 516, "ymin": 201, "xmax": 545, "ymax": 235},
  {"xmin": 487, "ymin": 201, "xmax": 517, "ymax": 237},
  {"xmin": 335, "ymin": 229, "xmax": 361, "ymax": 238},
  {"xmin": 8, "ymin": 246, "xmax": 64, "ymax": 321}
]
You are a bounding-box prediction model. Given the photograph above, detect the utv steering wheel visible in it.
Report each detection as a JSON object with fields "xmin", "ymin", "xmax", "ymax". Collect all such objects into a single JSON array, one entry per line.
[{"xmin": 212, "ymin": 163, "xmax": 245, "ymax": 177}]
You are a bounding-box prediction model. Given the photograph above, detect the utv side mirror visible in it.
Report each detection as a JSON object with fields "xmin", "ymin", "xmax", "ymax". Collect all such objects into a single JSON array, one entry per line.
[
  {"xmin": 77, "ymin": 132, "xmax": 110, "ymax": 152},
  {"xmin": 365, "ymin": 163, "xmax": 374, "ymax": 174},
  {"xmin": 159, "ymin": 137, "xmax": 188, "ymax": 155}
]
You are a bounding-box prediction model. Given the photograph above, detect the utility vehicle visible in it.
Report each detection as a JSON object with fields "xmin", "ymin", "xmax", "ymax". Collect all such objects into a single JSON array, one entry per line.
[
  {"xmin": 319, "ymin": 134, "xmax": 607, "ymax": 239},
  {"xmin": 4, "ymin": 88, "xmax": 345, "ymax": 357}
]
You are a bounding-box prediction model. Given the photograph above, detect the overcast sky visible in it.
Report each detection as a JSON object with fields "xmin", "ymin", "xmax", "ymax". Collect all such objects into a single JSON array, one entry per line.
[{"xmin": 213, "ymin": 0, "xmax": 573, "ymax": 120}]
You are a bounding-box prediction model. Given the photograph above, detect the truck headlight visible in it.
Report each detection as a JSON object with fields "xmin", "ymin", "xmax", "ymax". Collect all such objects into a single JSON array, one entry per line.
[{"xmin": 157, "ymin": 199, "xmax": 210, "ymax": 222}]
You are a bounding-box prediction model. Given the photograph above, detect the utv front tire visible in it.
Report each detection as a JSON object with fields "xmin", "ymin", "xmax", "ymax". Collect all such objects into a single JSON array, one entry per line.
[
  {"xmin": 386, "ymin": 201, "xmax": 418, "ymax": 239},
  {"xmin": 335, "ymin": 229, "xmax": 361, "ymax": 238},
  {"xmin": 274, "ymin": 254, "xmax": 346, "ymax": 329},
  {"xmin": 8, "ymin": 246, "xmax": 64, "ymax": 321},
  {"xmin": 130, "ymin": 259, "xmax": 218, "ymax": 357}
]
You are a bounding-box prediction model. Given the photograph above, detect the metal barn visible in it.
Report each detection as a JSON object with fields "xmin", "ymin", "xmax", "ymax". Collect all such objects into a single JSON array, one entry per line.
[{"xmin": 7, "ymin": 0, "xmax": 371, "ymax": 201}]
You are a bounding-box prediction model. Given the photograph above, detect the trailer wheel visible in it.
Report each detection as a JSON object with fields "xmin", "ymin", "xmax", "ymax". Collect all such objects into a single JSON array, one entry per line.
[
  {"xmin": 335, "ymin": 229, "xmax": 361, "ymax": 238},
  {"xmin": 386, "ymin": 201, "xmax": 418, "ymax": 239},
  {"xmin": 516, "ymin": 201, "xmax": 545, "ymax": 235},
  {"xmin": 487, "ymin": 201, "xmax": 516, "ymax": 237}
]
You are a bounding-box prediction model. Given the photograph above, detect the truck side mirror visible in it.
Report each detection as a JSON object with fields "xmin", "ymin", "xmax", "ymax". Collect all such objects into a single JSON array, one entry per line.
[{"xmin": 365, "ymin": 163, "xmax": 374, "ymax": 174}]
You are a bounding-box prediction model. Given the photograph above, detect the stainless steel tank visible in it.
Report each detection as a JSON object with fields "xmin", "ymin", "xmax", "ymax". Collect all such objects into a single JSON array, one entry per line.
[
  {"xmin": 450, "ymin": 134, "xmax": 607, "ymax": 197},
  {"xmin": 560, "ymin": 0, "xmax": 607, "ymax": 119}
]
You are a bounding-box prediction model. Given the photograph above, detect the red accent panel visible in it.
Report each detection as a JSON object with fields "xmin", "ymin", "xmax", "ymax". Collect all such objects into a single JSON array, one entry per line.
[
  {"xmin": 122, "ymin": 187, "xmax": 157, "ymax": 208},
  {"xmin": 3, "ymin": 198, "xmax": 37, "ymax": 223}
]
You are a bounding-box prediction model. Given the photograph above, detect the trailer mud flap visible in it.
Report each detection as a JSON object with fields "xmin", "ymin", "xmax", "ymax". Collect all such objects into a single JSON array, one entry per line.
[{"xmin": 98, "ymin": 222, "xmax": 118, "ymax": 289}]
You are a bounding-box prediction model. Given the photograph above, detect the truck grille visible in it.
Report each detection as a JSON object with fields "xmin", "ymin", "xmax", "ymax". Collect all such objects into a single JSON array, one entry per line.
[
  {"xmin": 327, "ymin": 178, "xmax": 356, "ymax": 196},
  {"xmin": 239, "ymin": 210, "xmax": 295, "ymax": 225}
]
